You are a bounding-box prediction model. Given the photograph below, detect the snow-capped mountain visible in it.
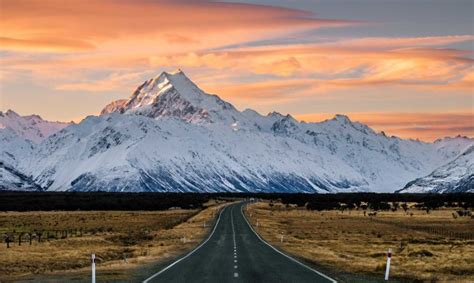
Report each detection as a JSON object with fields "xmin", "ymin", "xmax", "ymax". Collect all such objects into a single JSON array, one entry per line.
[
  {"xmin": 433, "ymin": 135, "xmax": 474, "ymax": 160},
  {"xmin": 0, "ymin": 110, "xmax": 71, "ymax": 190},
  {"xmin": 101, "ymin": 70, "xmax": 238, "ymax": 125},
  {"xmin": 25, "ymin": 113, "xmax": 368, "ymax": 192},
  {"xmin": 4, "ymin": 70, "xmax": 473, "ymax": 193},
  {"xmin": 0, "ymin": 110, "xmax": 71, "ymax": 143},
  {"xmin": 398, "ymin": 145, "xmax": 474, "ymax": 193}
]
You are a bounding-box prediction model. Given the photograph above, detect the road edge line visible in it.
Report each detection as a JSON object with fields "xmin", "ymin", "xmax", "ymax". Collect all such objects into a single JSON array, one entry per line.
[
  {"xmin": 240, "ymin": 203, "xmax": 338, "ymax": 283},
  {"xmin": 143, "ymin": 205, "xmax": 228, "ymax": 283}
]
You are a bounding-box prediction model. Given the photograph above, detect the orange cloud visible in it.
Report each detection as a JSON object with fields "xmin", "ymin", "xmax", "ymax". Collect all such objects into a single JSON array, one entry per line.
[
  {"xmin": 0, "ymin": 0, "xmax": 355, "ymax": 53},
  {"xmin": 295, "ymin": 112, "xmax": 474, "ymax": 141},
  {"xmin": 0, "ymin": 37, "xmax": 94, "ymax": 52},
  {"xmin": 55, "ymin": 71, "xmax": 151, "ymax": 92},
  {"xmin": 201, "ymin": 79, "xmax": 318, "ymax": 105},
  {"xmin": 145, "ymin": 36, "xmax": 473, "ymax": 89}
]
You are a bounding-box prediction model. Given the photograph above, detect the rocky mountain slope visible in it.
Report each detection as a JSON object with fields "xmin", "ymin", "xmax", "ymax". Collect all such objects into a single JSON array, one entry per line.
[{"xmin": 0, "ymin": 161, "xmax": 42, "ymax": 191}]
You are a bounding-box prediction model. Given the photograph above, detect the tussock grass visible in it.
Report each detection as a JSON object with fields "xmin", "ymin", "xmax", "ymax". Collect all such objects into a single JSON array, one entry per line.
[
  {"xmin": 0, "ymin": 200, "xmax": 226, "ymax": 279},
  {"xmin": 246, "ymin": 202, "xmax": 474, "ymax": 282}
]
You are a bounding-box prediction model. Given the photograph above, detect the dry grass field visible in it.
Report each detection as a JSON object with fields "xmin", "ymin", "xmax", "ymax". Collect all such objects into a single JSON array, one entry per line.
[
  {"xmin": 245, "ymin": 202, "xmax": 474, "ymax": 282},
  {"xmin": 0, "ymin": 200, "xmax": 227, "ymax": 280}
]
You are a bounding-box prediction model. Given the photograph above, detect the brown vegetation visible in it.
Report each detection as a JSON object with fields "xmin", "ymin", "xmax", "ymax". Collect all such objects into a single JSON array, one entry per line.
[
  {"xmin": 0, "ymin": 200, "xmax": 227, "ymax": 280},
  {"xmin": 246, "ymin": 202, "xmax": 474, "ymax": 282}
]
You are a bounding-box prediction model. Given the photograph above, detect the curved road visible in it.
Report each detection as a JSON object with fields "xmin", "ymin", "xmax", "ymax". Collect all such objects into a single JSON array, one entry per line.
[{"xmin": 143, "ymin": 202, "xmax": 336, "ymax": 283}]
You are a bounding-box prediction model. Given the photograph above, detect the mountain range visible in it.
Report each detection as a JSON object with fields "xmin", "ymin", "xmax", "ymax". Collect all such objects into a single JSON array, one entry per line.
[
  {"xmin": 398, "ymin": 145, "xmax": 473, "ymax": 193},
  {"xmin": 1, "ymin": 70, "xmax": 472, "ymax": 193}
]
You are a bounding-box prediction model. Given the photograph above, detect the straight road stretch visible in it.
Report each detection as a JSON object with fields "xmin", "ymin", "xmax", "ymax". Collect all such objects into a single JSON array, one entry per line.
[{"xmin": 143, "ymin": 202, "xmax": 336, "ymax": 283}]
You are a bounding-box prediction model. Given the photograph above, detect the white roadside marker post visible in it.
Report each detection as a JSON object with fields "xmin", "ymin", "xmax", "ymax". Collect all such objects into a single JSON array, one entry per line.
[
  {"xmin": 385, "ymin": 248, "xmax": 392, "ymax": 281},
  {"xmin": 91, "ymin": 253, "xmax": 96, "ymax": 283},
  {"xmin": 280, "ymin": 233, "xmax": 284, "ymax": 243}
]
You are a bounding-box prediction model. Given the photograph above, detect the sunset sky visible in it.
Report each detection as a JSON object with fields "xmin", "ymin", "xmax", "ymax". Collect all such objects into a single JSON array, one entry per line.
[{"xmin": 0, "ymin": 0, "xmax": 473, "ymax": 141}]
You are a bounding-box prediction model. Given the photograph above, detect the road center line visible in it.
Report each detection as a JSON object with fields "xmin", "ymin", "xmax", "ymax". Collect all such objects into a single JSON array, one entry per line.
[
  {"xmin": 142, "ymin": 205, "xmax": 228, "ymax": 283},
  {"xmin": 231, "ymin": 206, "xmax": 236, "ymax": 248}
]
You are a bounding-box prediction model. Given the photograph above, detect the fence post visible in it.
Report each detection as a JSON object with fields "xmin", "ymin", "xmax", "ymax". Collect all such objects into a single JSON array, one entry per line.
[
  {"xmin": 385, "ymin": 248, "xmax": 392, "ymax": 280},
  {"xmin": 6, "ymin": 235, "xmax": 10, "ymax": 248},
  {"xmin": 91, "ymin": 253, "xmax": 96, "ymax": 283}
]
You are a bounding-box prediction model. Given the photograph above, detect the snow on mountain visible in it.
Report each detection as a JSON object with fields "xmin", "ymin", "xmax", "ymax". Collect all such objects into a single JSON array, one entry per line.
[
  {"xmin": 0, "ymin": 110, "xmax": 71, "ymax": 143},
  {"xmin": 272, "ymin": 114, "xmax": 464, "ymax": 192},
  {"xmin": 5, "ymin": 70, "xmax": 473, "ymax": 193},
  {"xmin": 101, "ymin": 70, "xmax": 239, "ymax": 125},
  {"xmin": 23, "ymin": 113, "xmax": 367, "ymax": 192},
  {"xmin": 0, "ymin": 110, "xmax": 71, "ymax": 191},
  {"xmin": 433, "ymin": 135, "xmax": 473, "ymax": 160},
  {"xmin": 100, "ymin": 99, "xmax": 128, "ymax": 115},
  {"xmin": 0, "ymin": 128, "xmax": 42, "ymax": 191},
  {"xmin": 399, "ymin": 145, "xmax": 474, "ymax": 193},
  {"xmin": 0, "ymin": 161, "xmax": 42, "ymax": 191},
  {"xmin": 0, "ymin": 127, "xmax": 35, "ymax": 167}
]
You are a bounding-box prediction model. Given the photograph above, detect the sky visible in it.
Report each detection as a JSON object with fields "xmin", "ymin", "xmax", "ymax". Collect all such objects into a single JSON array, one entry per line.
[{"xmin": 0, "ymin": 0, "xmax": 473, "ymax": 141}]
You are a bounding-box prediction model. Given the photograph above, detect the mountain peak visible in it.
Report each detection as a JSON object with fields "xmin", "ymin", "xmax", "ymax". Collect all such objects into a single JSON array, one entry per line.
[
  {"xmin": 100, "ymin": 70, "xmax": 238, "ymax": 124},
  {"xmin": 267, "ymin": 111, "xmax": 285, "ymax": 118},
  {"xmin": 5, "ymin": 109, "xmax": 19, "ymax": 117},
  {"xmin": 164, "ymin": 68, "xmax": 184, "ymax": 76},
  {"xmin": 333, "ymin": 114, "xmax": 351, "ymax": 124}
]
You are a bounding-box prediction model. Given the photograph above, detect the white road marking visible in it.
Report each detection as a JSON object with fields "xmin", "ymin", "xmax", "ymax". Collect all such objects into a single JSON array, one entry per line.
[
  {"xmin": 142, "ymin": 206, "xmax": 228, "ymax": 283},
  {"xmin": 231, "ymin": 205, "xmax": 240, "ymax": 279},
  {"xmin": 231, "ymin": 206, "xmax": 236, "ymax": 248},
  {"xmin": 240, "ymin": 203, "xmax": 337, "ymax": 283}
]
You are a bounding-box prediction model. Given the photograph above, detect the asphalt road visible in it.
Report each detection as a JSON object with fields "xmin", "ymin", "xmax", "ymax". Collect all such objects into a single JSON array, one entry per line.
[{"xmin": 143, "ymin": 202, "xmax": 336, "ymax": 283}]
